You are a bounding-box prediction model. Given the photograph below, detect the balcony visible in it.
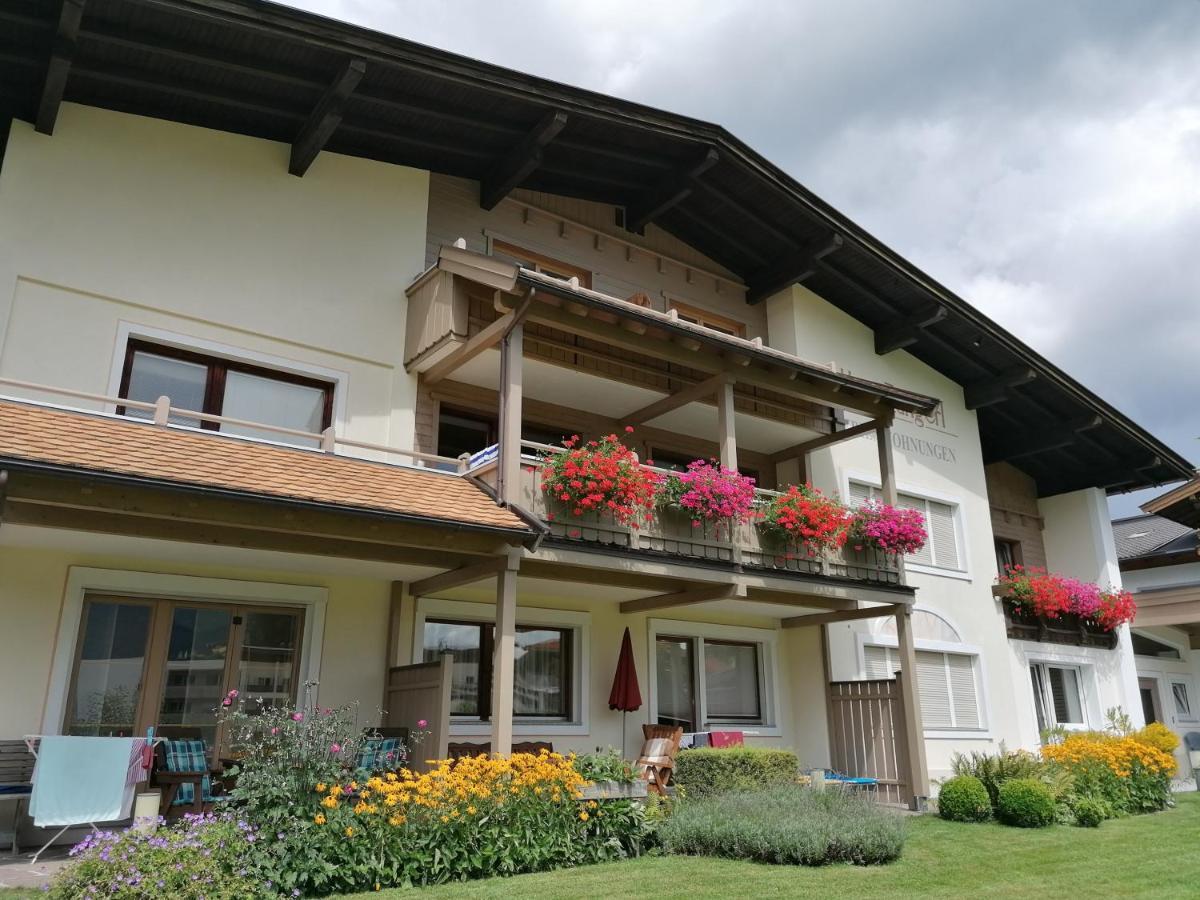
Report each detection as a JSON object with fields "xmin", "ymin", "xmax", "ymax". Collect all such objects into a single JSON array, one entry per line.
[{"xmin": 466, "ymin": 442, "xmax": 903, "ymax": 588}]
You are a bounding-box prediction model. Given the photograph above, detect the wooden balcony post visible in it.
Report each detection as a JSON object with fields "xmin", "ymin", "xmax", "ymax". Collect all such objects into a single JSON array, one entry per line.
[
  {"xmin": 894, "ymin": 606, "xmax": 930, "ymax": 809},
  {"xmin": 498, "ymin": 322, "xmax": 524, "ymax": 505},
  {"xmin": 490, "ymin": 555, "xmax": 521, "ymax": 755},
  {"xmin": 717, "ymin": 379, "xmax": 737, "ymax": 471},
  {"xmin": 876, "ymin": 421, "xmax": 897, "ymax": 506}
]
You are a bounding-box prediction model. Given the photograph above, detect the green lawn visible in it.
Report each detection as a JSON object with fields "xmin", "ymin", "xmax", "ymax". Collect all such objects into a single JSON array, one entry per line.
[
  {"xmin": 338, "ymin": 792, "xmax": 1199, "ymax": 899},
  {"xmin": 6, "ymin": 794, "xmax": 1195, "ymax": 899}
]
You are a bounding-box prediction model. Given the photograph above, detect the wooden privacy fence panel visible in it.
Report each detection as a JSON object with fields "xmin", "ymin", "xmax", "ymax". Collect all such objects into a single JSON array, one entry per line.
[
  {"xmin": 385, "ymin": 656, "xmax": 452, "ymax": 772},
  {"xmin": 828, "ymin": 678, "xmax": 910, "ymax": 806}
]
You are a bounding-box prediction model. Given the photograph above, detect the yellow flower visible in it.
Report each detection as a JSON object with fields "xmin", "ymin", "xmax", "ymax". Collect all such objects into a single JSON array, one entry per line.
[
  {"xmin": 587, "ymin": 800, "xmax": 598, "ymax": 809},
  {"xmin": 579, "ymin": 811, "xmax": 589, "ymax": 822},
  {"xmin": 466, "ymin": 805, "xmax": 477, "ymax": 815},
  {"xmin": 322, "ymin": 795, "xmax": 338, "ymax": 809},
  {"xmin": 313, "ymin": 814, "xmax": 326, "ymax": 825},
  {"xmin": 315, "ymin": 782, "xmax": 327, "ymax": 793},
  {"xmin": 345, "ymin": 826, "xmax": 355, "ymax": 837},
  {"xmin": 440, "ymin": 815, "xmax": 450, "ymax": 824}
]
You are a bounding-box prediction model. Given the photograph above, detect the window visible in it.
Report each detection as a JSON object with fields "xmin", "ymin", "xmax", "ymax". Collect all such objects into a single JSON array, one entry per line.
[
  {"xmin": 1030, "ymin": 663, "xmax": 1086, "ymax": 731},
  {"xmin": 652, "ymin": 628, "xmax": 772, "ymax": 731},
  {"xmin": 422, "ymin": 618, "xmax": 573, "ymax": 719},
  {"xmin": 864, "ymin": 645, "xmax": 982, "ymax": 730},
  {"xmin": 1171, "ymin": 678, "xmax": 1197, "ymax": 722},
  {"xmin": 64, "ymin": 595, "xmax": 303, "ymax": 749},
  {"xmin": 492, "ymin": 240, "xmax": 592, "ymax": 288},
  {"xmin": 994, "ymin": 538, "xmax": 1022, "ymax": 573},
  {"xmin": 1130, "ymin": 632, "xmax": 1182, "ymax": 660},
  {"xmin": 436, "ymin": 406, "xmax": 568, "ymax": 461},
  {"xmin": 668, "ymin": 300, "xmax": 745, "ymax": 337},
  {"xmin": 850, "ymin": 482, "xmax": 963, "ymax": 572},
  {"xmin": 119, "ymin": 340, "xmax": 333, "ymax": 447}
]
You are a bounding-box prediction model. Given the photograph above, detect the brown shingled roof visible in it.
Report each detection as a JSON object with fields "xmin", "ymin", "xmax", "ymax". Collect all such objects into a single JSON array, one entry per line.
[{"xmin": 0, "ymin": 399, "xmax": 528, "ymax": 534}]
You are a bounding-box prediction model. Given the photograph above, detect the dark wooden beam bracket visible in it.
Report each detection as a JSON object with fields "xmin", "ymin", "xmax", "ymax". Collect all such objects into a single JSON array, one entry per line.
[
  {"xmin": 964, "ymin": 366, "xmax": 1037, "ymax": 410},
  {"xmin": 35, "ymin": 0, "xmax": 87, "ymax": 135},
  {"xmin": 874, "ymin": 302, "xmax": 948, "ymax": 355},
  {"xmin": 625, "ymin": 146, "xmax": 719, "ymax": 233},
  {"xmin": 746, "ymin": 233, "xmax": 843, "ymax": 305},
  {"xmin": 479, "ymin": 109, "xmax": 568, "ymax": 210},
  {"xmin": 289, "ymin": 58, "xmax": 366, "ymax": 176}
]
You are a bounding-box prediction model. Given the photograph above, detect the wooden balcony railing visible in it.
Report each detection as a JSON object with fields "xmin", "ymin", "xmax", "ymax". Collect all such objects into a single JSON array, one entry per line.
[{"xmin": 470, "ymin": 442, "xmax": 902, "ymax": 587}]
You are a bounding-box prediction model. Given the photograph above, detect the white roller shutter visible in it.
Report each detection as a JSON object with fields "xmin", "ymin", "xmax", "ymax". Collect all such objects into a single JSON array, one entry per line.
[
  {"xmin": 947, "ymin": 653, "xmax": 981, "ymax": 728},
  {"xmin": 863, "ymin": 645, "xmax": 894, "ymax": 679},
  {"xmin": 915, "ymin": 650, "xmax": 953, "ymax": 728},
  {"xmin": 927, "ymin": 500, "xmax": 960, "ymax": 570}
]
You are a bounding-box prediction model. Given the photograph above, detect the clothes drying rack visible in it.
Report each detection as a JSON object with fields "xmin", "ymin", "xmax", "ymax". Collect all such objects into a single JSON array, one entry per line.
[{"xmin": 21, "ymin": 735, "xmax": 163, "ymax": 866}]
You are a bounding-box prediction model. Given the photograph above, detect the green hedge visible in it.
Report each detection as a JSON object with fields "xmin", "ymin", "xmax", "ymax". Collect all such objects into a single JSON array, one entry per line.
[
  {"xmin": 997, "ymin": 778, "xmax": 1057, "ymax": 828},
  {"xmin": 673, "ymin": 747, "xmax": 798, "ymax": 800},
  {"xmin": 937, "ymin": 775, "xmax": 992, "ymax": 822},
  {"xmin": 660, "ymin": 784, "xmax": 905, "ymax": 866}
]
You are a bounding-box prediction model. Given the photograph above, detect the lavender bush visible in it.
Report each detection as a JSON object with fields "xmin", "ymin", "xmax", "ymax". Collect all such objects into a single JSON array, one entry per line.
[{"xmin": 46, "ymin": 813, "xmax": 268, "ymax": 899}]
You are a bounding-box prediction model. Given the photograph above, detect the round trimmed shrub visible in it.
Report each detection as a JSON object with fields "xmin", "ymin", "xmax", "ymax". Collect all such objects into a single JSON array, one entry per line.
[
  {"xmin": 1071, "ymin": 797, "xmax": 1108, "ymax": 828},
  {"xmin": 937, "ymin": 775, "xmax": 991, "ymax": 822},
  {"xmin": 997, "ymin": 778, "xmax": 1056, "ymax": 828}
]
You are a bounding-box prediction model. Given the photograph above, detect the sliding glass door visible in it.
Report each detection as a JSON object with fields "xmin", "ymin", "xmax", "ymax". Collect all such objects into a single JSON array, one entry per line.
[{"xmin": 64, "ymin": 596, "xmax": 303, "ymax": 754}]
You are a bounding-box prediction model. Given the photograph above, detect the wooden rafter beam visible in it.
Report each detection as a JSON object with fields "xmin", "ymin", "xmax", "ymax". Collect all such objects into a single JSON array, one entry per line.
[
  {"xmin": 35, "ymin": 0, "xmax": 86, "ymax": 135},
  {"xmin": 289, "ymin": 58, "xmax": 366, "ymax": 176},
  {"xmin": 746, "ymin": 233, "xmax": 844, "ymax": 305},
  {"xmin": 984, "ymin": 414, "xmax": 1102, "ymax": 462},
  {"xmin": 524, "ymin": 301, "xmax": 906, "ymax": 416},
  {"xmin": 409, "ymin": 555, "xmax": 515, "ymax": 597},
  {"xmin": 619, "ymin": 583, "xmax": 746, "ymax": 614},
  {"xmin": 622, "ymin": 373, "xmax": 733, "ymax": 426},
  {"xmin": 874, "ymin": 302, "xmax": 948, "ymax": 355},
  {"xmin": 769, "ymin": 414, "xmax": 891, "ymax": 464},
  {"xmin": 625, "ymin": 147, "xmax": 720, "ymax": 233},
  {"xmin": 480, "ymin": 109, "xmax": 569, "ymax": 210},
  {"xmin": 780, "ymin": 603, "xmax": 903, "ymax": 629},
  {"xmin": 963, "ymin": 366, "xmax": 1037, "ymax": 410},
  {"xmin": 424, "ymin": 295, "xmax": 531, "ymax": 385}
]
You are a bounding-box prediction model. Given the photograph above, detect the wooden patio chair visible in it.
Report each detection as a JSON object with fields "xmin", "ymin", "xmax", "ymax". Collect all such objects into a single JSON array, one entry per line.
[
  {"xmin": 636, "ymin": 725, "xmax": 683, "ymax": 796},
  {"xmin": 152, "ymin": 726, "xmax": 224, "ymax": 817},
  {"xmin": 0, "ymin": 739, "xmax": 36, "ymax": 855},
  {"xmin": 447, "ymin": 741, "xmax": 491, "ymax": 760},
  {"xmin": 511, "ymin": 741, "xmax": 553, "ymax": 755}
]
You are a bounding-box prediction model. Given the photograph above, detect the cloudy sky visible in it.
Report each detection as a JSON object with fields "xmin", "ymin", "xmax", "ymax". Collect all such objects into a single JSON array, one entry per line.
[{"xmin": 289, "ymin": 0, "xmax": 1199, "ymax": 516}]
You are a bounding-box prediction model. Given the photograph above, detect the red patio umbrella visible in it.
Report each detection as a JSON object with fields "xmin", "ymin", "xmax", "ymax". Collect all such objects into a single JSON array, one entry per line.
[{"xmin": 608, "ymin": 627, "xmax": 642, "ymax": 756}]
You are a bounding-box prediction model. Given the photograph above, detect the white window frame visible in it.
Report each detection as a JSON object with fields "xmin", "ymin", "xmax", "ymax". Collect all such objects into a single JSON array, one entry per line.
[
  {"xmin": 855, "ymin": 632, "xmax": 991, "ymax": 739},
  {"xmin": 411, "ymin": 597, "xmax": 591, "ymax": 737},
  {"xmin": 105, "ymin": 322, "xmax": 351, "ymax": 443},
  {"xmin": 1169, "ymin": 675, "xmax": 1199, "ymax": 724},
  {"xmin": 845, "ymin": 473, "xmax": 971, "ymax": 581},
  {"xmin": 646, "ymin": 619, "xmax": 781, "ymax": 737},
  {"xmin": 1028, "ymin": 660, "xmax": 1092, "ymax": 732},
  {"xmin": 44, "ymin": 567, "xmax": 328, "ymax": 735}
]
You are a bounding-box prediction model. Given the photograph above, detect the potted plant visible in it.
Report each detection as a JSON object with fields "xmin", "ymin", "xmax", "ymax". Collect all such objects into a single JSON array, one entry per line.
[
  {"xmin": 847, "ymin": 500, "xmax": 927, "ymax": 558},
  {"xmin": 539, "ymin": 428, "xmax": 660, "ymax": 528},
  {"xmin": 658, "ymin": 458, "xmax": 758, "ymax": 537},
  {"xmin": 760, "ymin": 484, "xmax": 852, "ymax": 556}
]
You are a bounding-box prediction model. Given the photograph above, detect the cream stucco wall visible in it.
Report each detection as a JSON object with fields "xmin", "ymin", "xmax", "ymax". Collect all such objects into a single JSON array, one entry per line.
[
  {"xmin": 0, "ymin": 105, "xmax": 429, "ymax": 450},
  {"xmin": 764, "ymin": 283, "xmax": 1020, "ymax": 777},
  {"xmin": 0, "ymin": 538, "xmax": 392, "ymax": 737}
]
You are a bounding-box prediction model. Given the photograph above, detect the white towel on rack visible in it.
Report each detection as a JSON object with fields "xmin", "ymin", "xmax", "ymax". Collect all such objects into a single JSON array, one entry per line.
[{"xmin": 29, "ymin": 736, "xmax": 139, "ymax": 827}]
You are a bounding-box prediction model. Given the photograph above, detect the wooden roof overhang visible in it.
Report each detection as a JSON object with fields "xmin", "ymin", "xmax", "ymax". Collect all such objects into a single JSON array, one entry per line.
[
  {"xmin": 1141, "ymin": 474, "xmax": 1200, "ymax": 530},
  {"xmin": 416, "ymin": 245, "xmax": 941, "ymax": 420},
  {"xmin": 1, "ymin": 0, "xmax": 1190, "ymax": 496}
]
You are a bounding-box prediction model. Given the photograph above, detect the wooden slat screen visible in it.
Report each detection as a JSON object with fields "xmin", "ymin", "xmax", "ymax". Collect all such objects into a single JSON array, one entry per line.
[{"xmin": 828, "ymin": 678, "xmax": 910, "ymax": 806}]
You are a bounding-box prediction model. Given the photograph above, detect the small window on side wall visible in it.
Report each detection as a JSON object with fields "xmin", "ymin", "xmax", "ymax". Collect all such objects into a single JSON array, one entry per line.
[{"xmin": 119, "ymin": 340, "xmax": 333, "ymax": 447}]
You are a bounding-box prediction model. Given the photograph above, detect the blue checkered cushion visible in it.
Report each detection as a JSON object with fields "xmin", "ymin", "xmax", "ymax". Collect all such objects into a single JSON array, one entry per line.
[
  {"xmin": 164, "ymin": 738, "xmax": 212, "ymax": 806},
  {"xmin": 355, "ymin": 737, "xmax": 402, "ymax": 773}
]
